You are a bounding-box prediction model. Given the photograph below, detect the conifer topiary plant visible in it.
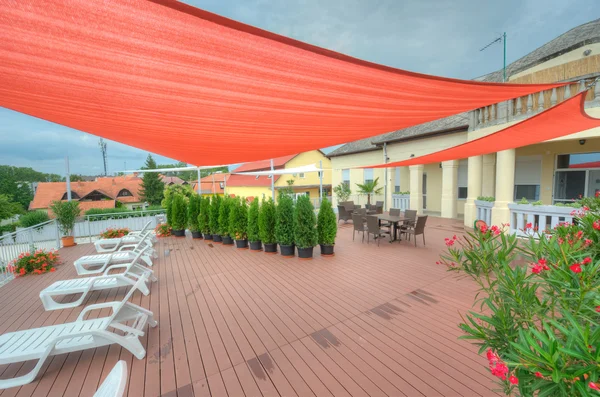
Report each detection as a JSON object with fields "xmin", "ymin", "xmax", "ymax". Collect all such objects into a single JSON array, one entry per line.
[
  {"xmin": 294, "ymin": 195, "xmax": 317, "ymax": 259},
  {"xmin": 198, "ymin": 196, "xmax": 211, "ymax": 238},
  {"xmin": 219, "ymin": 196, "xmax": 233, "ymax": 244},
  {"xmin": 259, "ymin": 197, "xmax": 277, "ymax": 253},
  {"xmin": 187, "ymin": 194, "xmax": 202, "ymax": 238},
  {"xmin": 171, "ymin": 194, "xmax": 187, "ymax": 236},
  {"xmin": 276, "ymin": 193, "xmax": 295, "ymax": 256},
  {"xmin": 317, "ymin": 198, "xmax": 337, "ymax": 255},
  {"xmin": 229, "ymin": 197, "xmax": 248, "ymax": 248},
  {"xmin": 247, "ymin": 198, "xmax": 261, "ymax": 250},
  {"xmin": 209, "ymin": 195, "xmax": 221, "ymax": 241}
]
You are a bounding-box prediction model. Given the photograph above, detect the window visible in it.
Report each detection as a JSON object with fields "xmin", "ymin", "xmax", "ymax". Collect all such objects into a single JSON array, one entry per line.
[
  {"xmin": 219, "ymin": 182, "xmax": 224, "ymax": 189},
  {"xmin": 514, "ymin": 155, "xmax": 541, "ymax": 201},
  {"xmin": 317, "ymin": 171, "xmax": 322, "ymax": 177},
  {"xmin": 364, "ymin": 169, "xmax": 374, "ymax": 184},
  {"xmin": 60, "ymin": 191, "xmax": 80, "ymax": 200},
  {"xmin": 555, "ymin": 152, "xmax": 600, "ymax": 203},
  {"xmin": 117, "ymin": 189, "xmax": 133, "ymax": 197},
  {"xmin": 342, "ymin": 169, "xmax": 350, "ymax": 187},
  {"xmin": 457, "ymin": 160, "xmax": 468, "ymax": 199},
  {"xmin": 394, "ymin": 167, "xmax": 400, "ymax": 193},
  {"xmin": 299, "ymin": 173, "xmax": 306, "ymax": 179}
]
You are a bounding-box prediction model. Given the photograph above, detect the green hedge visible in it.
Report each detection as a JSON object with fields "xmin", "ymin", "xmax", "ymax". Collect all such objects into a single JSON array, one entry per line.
[
  {"xmin": 229, "ymin": 197, "xmax": 248, "ymax": 240},
  {"xmin": 187, "ymin": 194, "xmax": 201, "ymax": 232},
  {"xmin": 19, "ymin": 211, "xmax": 49, "ymax": 228},
  {"xmin": 293, "ymin": 195, "xmax": 317, "ymax": 249},
  {"xmin": 259, "ymin": 197, "xmax": 276, "ymax": 244},
  {"xmin": 218, "ymin": 196, "xmax": 232, "ymax": 236},
  {"xmin": 275, "ymin": 194, "xmax": 294, "ymax": 245},
  {"xmin": 247, "ymin": 198, "xmax": 260, "ymax": 242},
  {"xmin": 209, "ymin": 195, "xmax": 221, "ymax": 234},
  {"xmin": 198, "ymin": 196, "xmax": 211, "ymax": 234},
  {"xmin": 317, "ymin": 198, "xmax": 337, "ymax": 245}
]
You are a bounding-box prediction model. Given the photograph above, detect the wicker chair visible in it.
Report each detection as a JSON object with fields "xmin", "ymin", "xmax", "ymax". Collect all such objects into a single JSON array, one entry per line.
[
  {"xmin": 403, "ymin": 215, "xmax": 428, "ymax": 246},
  {"xmin": 366, "ymin": 215, "xmax": 388, "ymax": 246},
  {"xmin": 374, "ymin": 201, "xmax": 384, "ymax": 214},
  {"xmin": 337, "ymin": 205, "xmax": 352, "ymax": 223},
  {"xmin": 352, "ymin": 214, "xmax": 367, "ymax": 241}
]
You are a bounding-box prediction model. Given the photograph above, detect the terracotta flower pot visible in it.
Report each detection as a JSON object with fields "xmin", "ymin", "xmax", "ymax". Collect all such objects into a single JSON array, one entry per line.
[{"xmin": 61, "ymin": 236, "xmax": 76, "ymax": 247}]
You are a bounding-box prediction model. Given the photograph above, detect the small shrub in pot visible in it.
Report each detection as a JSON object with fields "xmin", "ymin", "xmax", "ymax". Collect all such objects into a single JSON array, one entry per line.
[
  {"xmin": 187, "ymin": 193, "xmax": 202, "ymax": 238},
  {"xmin": 259, "ymin": 197, "xmax": 277, "ymax": 253},
  {"xmin": 49, "ymin": 200, "xmax": 81, "ymax": 247},
  {"xmin": 209, "ymin": 195, "xmax": 221, "ymax": 242},
  {"xmin": 247, "ymin": 198, "xmax": 261, "ymax": 251},
  {"xmin": 229, "ymin": 197, "xmax": 248, "ymax": 248},
  {"xmin": 317, "ymin": 198, "xmax": 337, "ymax": 256},
  {"xmin": 198, "ymin": 196, "xmax": 212, "ymax": 239},
  {"xmin": 171, "ymin": 194, "xmax": 187, "ymax": 236},
  {"xmin": 219, "ymin": 195, "xmax": 233, "ymax": 245},
  {"xmin": 275, "ymin": 193, "xmax": 295, "ymax": 256},
  {"xmin": 294, "ymin": 195, "xmax": 317, "ymax": 259}
]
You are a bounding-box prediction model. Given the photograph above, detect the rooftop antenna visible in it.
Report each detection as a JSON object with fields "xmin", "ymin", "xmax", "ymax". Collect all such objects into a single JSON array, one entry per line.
[
  {"xmin": 98, "ymin": 138, "xmax": 108, "ymax": 176},
  {"xmin": 480, "ymin": 32, "xmax": 507, "ymax": 82}
]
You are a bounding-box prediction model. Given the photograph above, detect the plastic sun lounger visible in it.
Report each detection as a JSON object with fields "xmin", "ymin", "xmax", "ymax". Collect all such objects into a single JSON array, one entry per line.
[
  {"xmin": 41, "ymin": 262, "xmax": 157, "ymax": 311},
  {"xmin": 0, "ymin": 277, "xmax": 157, "ymax": 389},
  {"xmin": 94, "ymin": 360, "xmax": 127, "ymax": 397},
  {"xmin": 94, "ymin": 229, "xmax": 154, "ymax": 254},
  {"xmin": 75, "ymin": 241, "xmax": 155, "ymax": 274}
]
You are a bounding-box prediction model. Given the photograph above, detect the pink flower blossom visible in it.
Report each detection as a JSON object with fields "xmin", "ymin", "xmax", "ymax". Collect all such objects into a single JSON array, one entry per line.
[
  {"xmin": 570, "ymin": 263, "xmax": 582, "ymax": 273},
  {"xmin": 590, "ymin": 382, "xmax": 600, "ymax": 391},
  {"xmin": 531, "ymin": 264, "xmax": 543, "ymax": 274},
  {"xmin": 583, "ymin": 257, "xmax": 592, "ymax": 265},
  {"xmin": 534, "ymin": 372, "xmax": 543, "ymax": 378},
  {"xmin": 509, "ymin": 375, "xmax": 518, "ymax": 385}
]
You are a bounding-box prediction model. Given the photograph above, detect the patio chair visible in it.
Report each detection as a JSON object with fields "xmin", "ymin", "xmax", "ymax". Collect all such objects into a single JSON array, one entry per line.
[
  {"xmin": 94, "ymin": 230, "xmax": 154, "ymax": 253},
  {"xmin": 337, "ymin": 205, "xmax": 352, "ymax": 223},
  {"xmin": 75, "ymin": 244, "xmax": 153, "ymax": 276},
  {"xmin": 127, "ymin": 221, "xmax": 156, "ymax": 241},
  {"xmin": 403, "ymin": 215, "xmax": 428, "ymax": 247},
  {"xmin": 94, "ymin": 360, "xmax": 127, "ymax": 397},
  {"xmin": 366, "ymin": 215, "xmax": 389, "ymax": 246},
  {"xmin": 399, "ymin": 209, "xmax": 417, "ymax": 232},
  {"xmin": 75, "ymin": 240, "xmax": 155, "ymax": 273},
  {"xmin": 41, "ymin": 262, "xmax": 156, "ymax": 311},
  {"xmin": 380, "ymin": 208, "xmax": 400, "ymax": 235},
  {"xmin": 352, "ymin": 214, "xmax": 367, "ymax": 242},
  {"xmin": 374, "ymin": 201, "xmax": 384, "ymax": 214},
  {"xmin": 0, "ymin": 277, "xmax": 157, "ymax": 389},
  {"xmin": 389, "ymin": 208, "xmax": 400, "ymax": 216}
]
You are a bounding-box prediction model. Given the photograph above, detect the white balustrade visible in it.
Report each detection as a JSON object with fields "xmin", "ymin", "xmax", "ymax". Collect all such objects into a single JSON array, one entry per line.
[
  {"xmin": 508, "ymin": 203, "xmax": 574, "ymax": 237},
  {"xmin": 474, "ymin": 200, "xmax": 494, "ymax": 226},
  {"xmin": 391, "ymin": 194, "xmax": 410, "ymax": 211}
]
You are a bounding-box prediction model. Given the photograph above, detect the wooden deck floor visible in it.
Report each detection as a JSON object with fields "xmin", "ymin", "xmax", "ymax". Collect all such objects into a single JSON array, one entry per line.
[{"xmin": 0, "ymin": 217, "xmax": 500, "ymax": 397}]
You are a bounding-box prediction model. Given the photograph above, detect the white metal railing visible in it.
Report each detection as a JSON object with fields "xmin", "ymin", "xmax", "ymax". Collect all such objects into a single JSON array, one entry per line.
[
  {"xmin": 475, "ymin": 200, "xmax": 494, "ymax": 226},
  {"xmin": 78, "ymin": 209, "xmax": 166, "ymax": 242},
  {"xmin": 508, "ymin": 203, "xmax": 574, "ymax": 237},
  {"xmin": 391, "ymin": 194, "xmax": 410, "ymax": 211},
  {"xmin": 0, "ymin": 219, "xmax": 61, "ymax": 286}
]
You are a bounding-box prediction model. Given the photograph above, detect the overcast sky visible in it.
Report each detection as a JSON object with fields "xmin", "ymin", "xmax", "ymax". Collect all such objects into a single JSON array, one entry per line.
[{"xmin": 0, "ymin": 0, "xmax": 597, "ymax": 176}]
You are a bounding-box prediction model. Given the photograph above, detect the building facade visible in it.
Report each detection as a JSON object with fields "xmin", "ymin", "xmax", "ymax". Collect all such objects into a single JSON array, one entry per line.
[{"xmin": 328, "ymin": 18, "xmax": 600, "ymax": 228}]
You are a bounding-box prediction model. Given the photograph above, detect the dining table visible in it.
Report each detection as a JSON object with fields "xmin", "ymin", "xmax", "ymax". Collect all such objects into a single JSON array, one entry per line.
[{"xmin": 376, "ymin": 214, "xmax": 410, "ymax": 242}]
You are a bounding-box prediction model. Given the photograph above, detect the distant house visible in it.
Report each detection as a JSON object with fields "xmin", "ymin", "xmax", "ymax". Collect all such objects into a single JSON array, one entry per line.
[
  {"xmin": 227, "ymin": 150, "xmax": 332, "ymax": 202},
  {"xmin": 190, "ymin": 173, "xmax": 230, "ymax": 196},
  {"xmin": 29, "ymin": 175, "xmax": 146, "ymax": 214},
  {"xmin": 159, "ymin": 175, "xmax": 188, "ymax": 186}
]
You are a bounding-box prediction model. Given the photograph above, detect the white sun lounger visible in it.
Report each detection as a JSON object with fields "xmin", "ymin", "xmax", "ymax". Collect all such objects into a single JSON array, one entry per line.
[
  {"xmin": 94, "ymin": 360, "xmax": 127, "ymax": 397},
  {"xmin": 0, "ymin": 277, "xmax": 157, "ymax": 389},
  {"xmin": 41, "ymin": 262, "xmax": 156, "ymax": 311},
  {"xmin": 94, "ymin": 229, "xmax": 154, "ymax": 254},
  {"xmin": 75, "ymin": 241, "xmax": 155, "ymax": 274}
]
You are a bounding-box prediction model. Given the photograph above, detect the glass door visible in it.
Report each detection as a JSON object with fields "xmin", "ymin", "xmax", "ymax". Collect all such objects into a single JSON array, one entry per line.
[
  {"xmin": 554, "ymin": 171, "xmax": 585, "ymax": 203},
  {"xmin": 588, "ymin": 170, "xmax": 600, "ymax": 198}
]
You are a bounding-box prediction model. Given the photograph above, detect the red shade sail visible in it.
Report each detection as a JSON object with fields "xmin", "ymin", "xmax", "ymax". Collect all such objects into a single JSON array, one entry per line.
[
  {"xmin": 0, "ymin": 0, "xmax": 565, "ymax": 165},
  {"xmin": 367, "ymin": 91, "xmax": 599, "ymax": 169}
]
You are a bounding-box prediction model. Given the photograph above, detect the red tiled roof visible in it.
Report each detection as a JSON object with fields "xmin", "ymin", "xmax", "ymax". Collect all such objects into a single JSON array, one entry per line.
[
  {"xmin": 30, "ymin": 176, "xmax": 143, "ymax": 209},
  {"xmin": 226, "ymin": 174, "xmax": 281, "ymax": 187},
  {"xmin": 159, "ymin": 175, "xmax": 188, "ymax": 185},
  {"xmin": 47, "ymin": 200, "xmax": 116, "ymax": 218},
  {"xmin": 233, "ymin": 154, "xmax": 296, "ymax": 173},
  {"xmin": 190, "ymin": 173, "xmax": 230, "ymax": 194}
]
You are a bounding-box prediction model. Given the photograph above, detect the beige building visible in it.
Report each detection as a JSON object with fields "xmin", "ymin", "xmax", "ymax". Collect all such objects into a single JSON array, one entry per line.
[{"xmin": 328, "ymin": 18, "xmax": 600, "ymax": 229}]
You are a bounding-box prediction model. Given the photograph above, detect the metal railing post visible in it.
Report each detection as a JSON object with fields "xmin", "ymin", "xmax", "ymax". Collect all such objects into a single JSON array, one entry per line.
[
  {"xmin": 27, "ymin": 228, "xmax": 35, "ymax": 254},
  {"xmin": 54, "ymin": 219, "xmax": 61, "ymax": 250},
  {"xmin": 88, "ymin": 216, "xmax": 92, "ymax": 243}
]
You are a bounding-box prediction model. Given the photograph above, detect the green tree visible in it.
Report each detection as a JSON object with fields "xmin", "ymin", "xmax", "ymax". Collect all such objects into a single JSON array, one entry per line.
[
  {"xmin": 139, "ymin": 155, "xmax": 165, "ymax": 206},
  {"xmin": 0, "ymin": 194, "xmax": 24, "ymax": 220},
  {"xmin": 333, "ymin": 183, "xmax": 352, "ymax": 203},
  {"xmin": 355, "ymin": 177, "xmax": 383, "ymax": 206},
  {"xmin": 49, "ymin": 200, "xmax": 81, "ymax": 236},
  {"xmin": 317, "ymin": 198, "xmax": 337, "ymax": 245},
  {"xmin": 247, "ymin": 198, "xmax": 260, "ymax": 242},
  {"xmin": 259, "ymin": 197, "xmax": 276, "ymax": 244},
  {"xmin": 294, "ymin": 195, "xmax": 317, "ymax": 249},
  {"xmin": 275, "ymin": 193, "xmax": 294, "ymax": 245},
  {"xmin": 229, "ymin": 197, "xmax": 248, "ymax": 240},
  {"xmin": 198, "ymin": 196, "xmax": 211, "ymax": 234},
  {"xmin": 209, "ymin": 195, "xmax": 221, "ymax": 235},
  {"xmin": 171, "ymin": 194, "xmax": 187, "ymax": 230}
]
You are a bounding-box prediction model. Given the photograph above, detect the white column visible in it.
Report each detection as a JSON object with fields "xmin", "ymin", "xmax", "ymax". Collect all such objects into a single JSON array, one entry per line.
[
  {"xmin": 385, "ymin": 166, "xmax": 396, "ymax": 211},
  {"xmin": 491, "ymin": 149, "xmax": 516, "ymax": 226},
  {"xmin": 463, "ymin": 156, "xmax": 482, "ymax": 228},
  {"xmin": 409, "ymin": 165, "xmax": 424, "ymax": 215},
  {"xmin": 481, "ymin": 154, "xmax": 496, "ymax": 197},
  {"xmin": 441, "ymin": 160, "xmax": 458, "ymax": 219}
]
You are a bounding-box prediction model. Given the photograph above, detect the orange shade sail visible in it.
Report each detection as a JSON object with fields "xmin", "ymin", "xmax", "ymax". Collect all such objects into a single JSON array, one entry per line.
[
  {"xmin": 0, "ymin": 0, "xmax": 565, "ymax": 165},
  {"xmin": 367, "ymin": 91, "xmax": 600, "ymax": 169}
]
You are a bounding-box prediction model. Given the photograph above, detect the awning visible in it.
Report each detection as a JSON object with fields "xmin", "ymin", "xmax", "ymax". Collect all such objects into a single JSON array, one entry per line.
[
  {"xmin": 233, "ymin": 164, "xmax": 325, "ymax": 176},
  {"xmin": 364, "ymin": 91, "xmax": 600, "ymax": 169},
  {"xmin": 119, "ymin": 165, "xmax": 227, "ymax": 173},
  {"xmin": 0, "ymin": 0, "xmax": 564, "ymax": 165}
]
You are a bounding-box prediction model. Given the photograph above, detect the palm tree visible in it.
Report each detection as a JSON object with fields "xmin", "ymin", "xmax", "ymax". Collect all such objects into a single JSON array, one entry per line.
[{"xmin": 355, "ymin": 177, "xmax": 383, "ymax": 206}]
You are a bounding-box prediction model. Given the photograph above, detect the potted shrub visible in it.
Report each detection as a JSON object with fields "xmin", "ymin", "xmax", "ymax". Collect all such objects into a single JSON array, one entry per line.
[
  {"xmin": 317, "ymin": 198, "xmax": 337, "ymax": 256},
  {"xmin": 355, "ymin": 177, "xmax": 383, "ymax": 207},
  {"xmin": 171, "ymin": 194, "xmax": 187, "ymax": 237},
  {"xmin": 294, "ymin": 195, "xmax": 317, "ymax": 259},
  {"xmin": 276, "ymin": 193, "xmax": 295, "ymax": 257},
  {"xmin": 198, "ymin": 196, "xmax": 212, "ymax": 240},
  {"xmin": 209, "ymin": 195, "xmax": 221, "ymax": 242},
  {"xmin": 8, "ymin": 249, "xmax": 60, "ymax": 276},
  {"xmin": 188, "ymin": 194, "xmax": 202, "ymax": 238},
  {"xmin": 230, "ymin": 197, "xmax": 248, "ymax": 248},
  {"xmin": 219, "ymin": 196, "xmax": 233, "ymax": 245},
  {"xmin": 259, "ymin": 197, "xmax": 277, "ymax": 253},
  {"xmin": 49, "ymin": 200, "xmax": 81, "ymax": 247},
  {"xmin": 247, "ymin": 198, "xmax": 261, "ymax": 251}
]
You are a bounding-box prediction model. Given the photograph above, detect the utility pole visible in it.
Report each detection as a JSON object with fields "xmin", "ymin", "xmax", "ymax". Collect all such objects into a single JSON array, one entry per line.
[
  {"xmin": 65, "ymin": 156, "xmax": 72, "ymax": 201},
  {"xmin": 98, "ymin": 138, "xmax": 108, "ymax": 176},
  {"xmin": 480, "ymin": 32, "xmax": 507, "ymax": 82}
]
